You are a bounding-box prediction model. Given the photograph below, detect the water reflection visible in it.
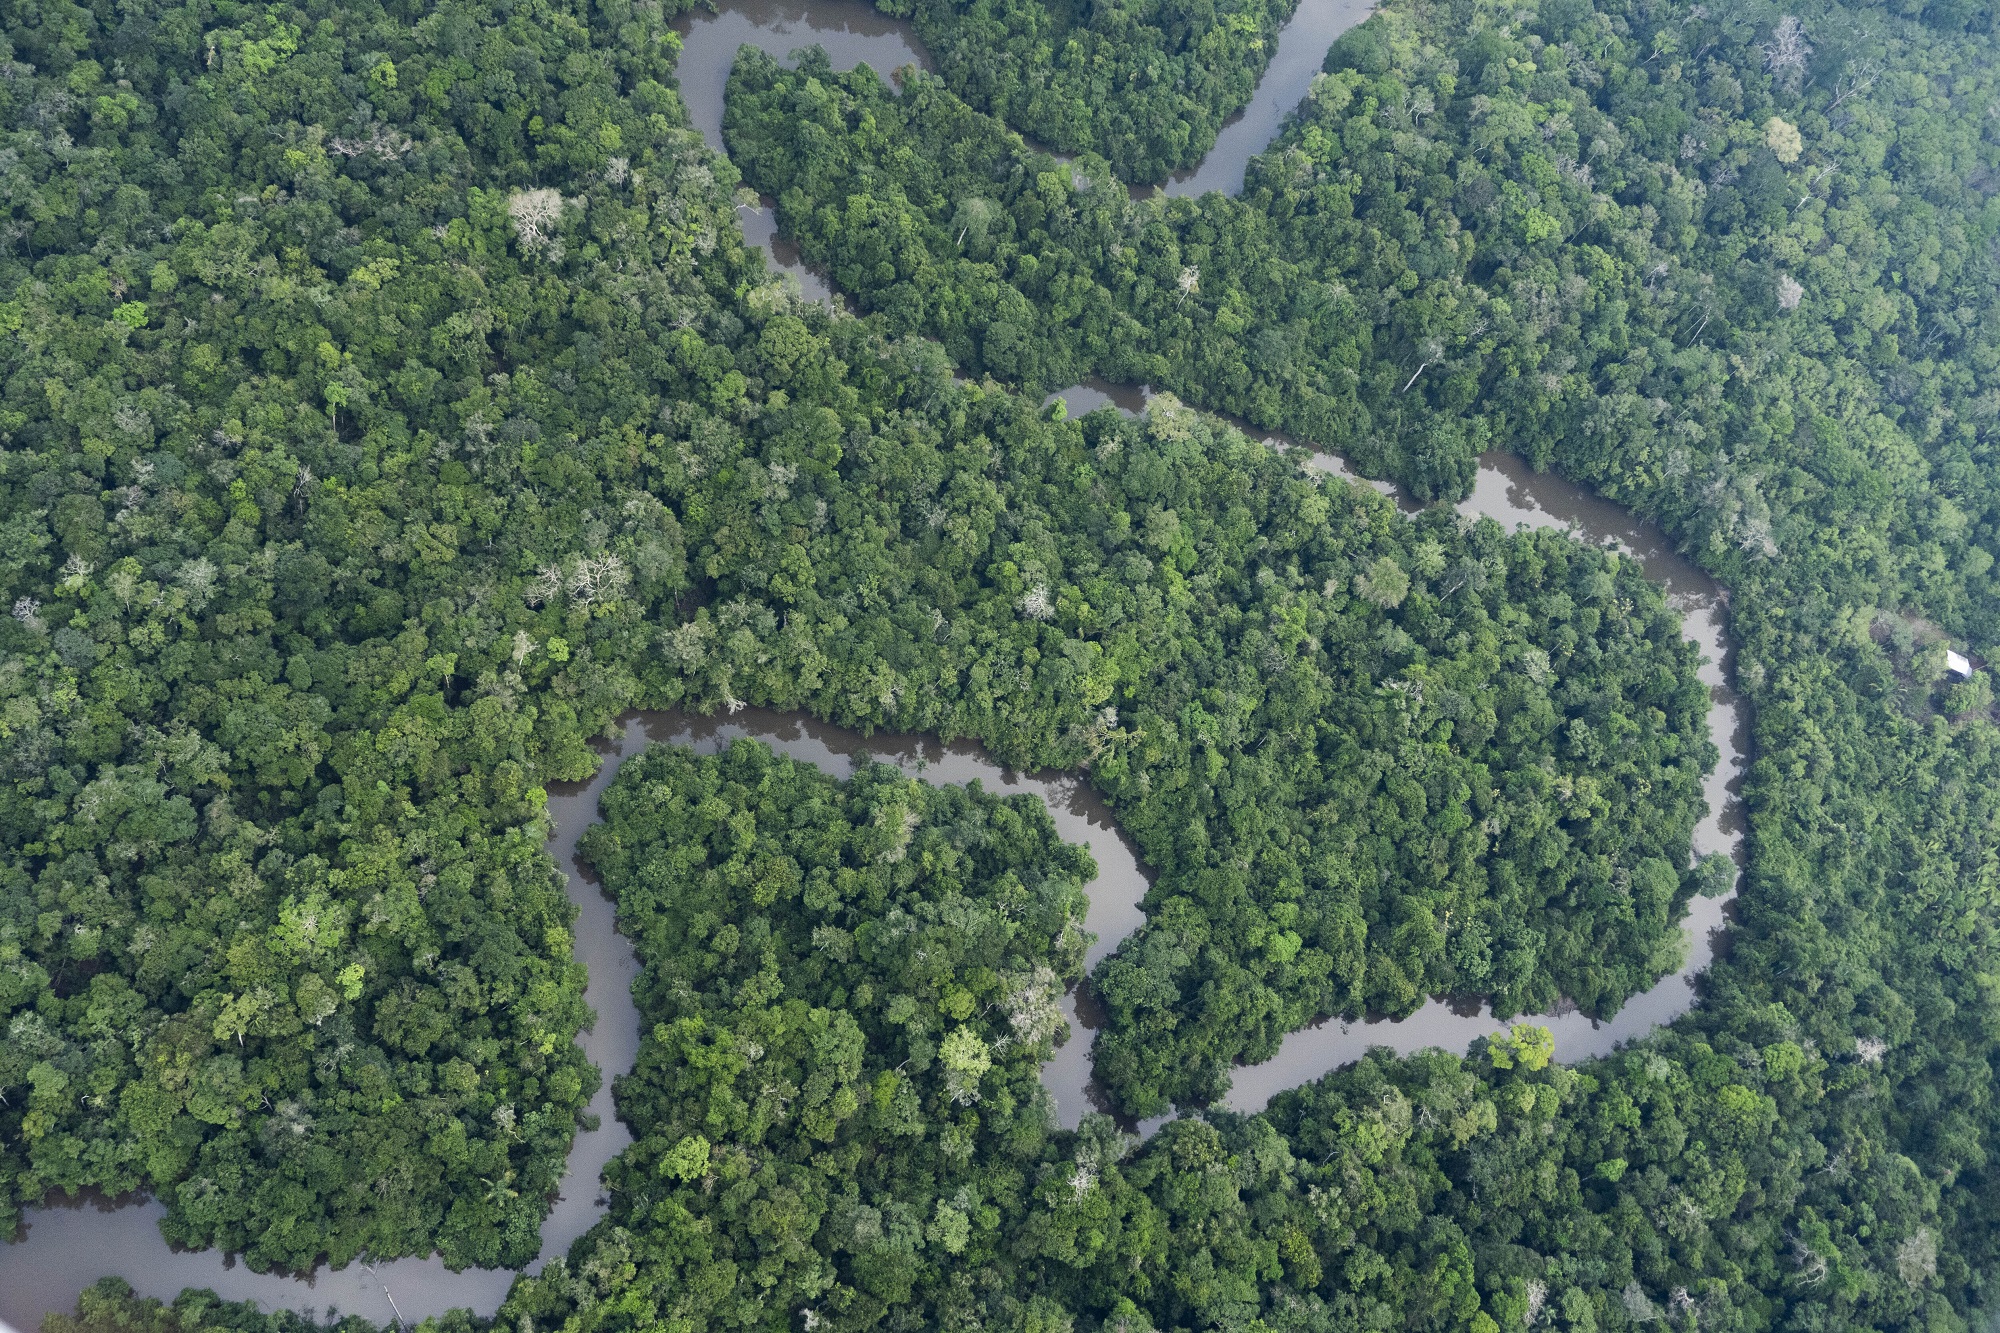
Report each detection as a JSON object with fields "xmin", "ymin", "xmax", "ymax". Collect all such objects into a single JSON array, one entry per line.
[
  {"xmin": 1044, "ymin": 377, "xmax": 1151, "ymax": 417},
  {"xmin": 672, "ymin": 0, "xmax": 931, "ymax": 150},
  {"xmin": 0, "ymin": 1194, "xmax": 516, "ymax": 1331},
  {"xmin": 1159, "ymin": 0, "xmax": 1379, "ymax": 198},
  {"xmin": 735, "ymin": 197, "xmax": 836, "ymax": 305}
]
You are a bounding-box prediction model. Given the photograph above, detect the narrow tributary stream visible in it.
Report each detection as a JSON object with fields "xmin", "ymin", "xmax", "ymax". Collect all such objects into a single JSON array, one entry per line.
[{"xmin": 1, "ymin": 0, "xmax": 1746, "ymax": 1326}]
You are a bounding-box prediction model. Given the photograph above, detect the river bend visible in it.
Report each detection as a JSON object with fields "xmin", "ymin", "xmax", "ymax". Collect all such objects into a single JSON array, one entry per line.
[{"xmin": 0, "ymin": 0, "xmax": 1746, "ymax": 1326}]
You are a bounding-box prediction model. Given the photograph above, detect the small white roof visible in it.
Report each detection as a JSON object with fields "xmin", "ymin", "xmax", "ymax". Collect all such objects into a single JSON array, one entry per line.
[{"xmin": 1946, "ymin": 649, "xmax": 1973, "ymax": 679}]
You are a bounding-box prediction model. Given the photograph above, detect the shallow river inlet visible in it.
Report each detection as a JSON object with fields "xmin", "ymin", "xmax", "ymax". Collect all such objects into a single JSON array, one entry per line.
[{"xmin": 2, "ymin": 0, "xmax": 1748, "ymax": 1327}]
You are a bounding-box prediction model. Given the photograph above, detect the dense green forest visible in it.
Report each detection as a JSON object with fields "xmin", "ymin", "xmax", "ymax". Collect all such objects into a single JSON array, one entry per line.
[
  {"xmin": 0, "ymin": 0, "xmax": 1708, "ymax": 1278},
  {"xmin": 866, "ymin": 0, "xmax": 1301, "ymax": 182},
  {"xmin": 653, "ymin": 365, "xmax": 1717, "ymax": 1110},
  {"xmin": 0, "ymin": 0, "xmax": 683, "ymax": 1269},
  {"xmin": 726, "ymin": 0, "xmax": 2000, "ymax": 521},
  {"xmin": 720, "ymin": 0, "xmax": 2000, "ymax": 1324},
  {"xmin": 507, "ymin": 740, "xmax": 1100, "ymax": 1331},
  {"xmin": 15, "ymin": 0, "xmax": 2000, "ymax": 1327},
  {"xmin": 0, "ymin": 0, "xmax": 720, "ymax": 1266}
]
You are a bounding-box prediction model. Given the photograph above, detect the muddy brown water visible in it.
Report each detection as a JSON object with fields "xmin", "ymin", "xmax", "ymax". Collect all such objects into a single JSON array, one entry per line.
[
  {"xmin": 1158, "ymin": 0, "xmax": 1379, "ymax": 198},
  {"xmin": 3, "ymin": 0, "xmax": 1753, "ymax": 1326},
  {"xmin": 678, "ymin": 0, "xmax": 1381, "ymax": 306},
  {"xmin": 0, "ymin": 714, "xmax": 1150, "ymax": 1330},
  {"xmin": 672, "ymin": 0, "xmax": 934, "ymax": 307},
  {"xmin": 0, "ymin": 458, "xmax": 1746, "ymax": 1333},
  {"xmin": 1039, "ymin": 386, "xmax": 1748, "ymax": 1114}
]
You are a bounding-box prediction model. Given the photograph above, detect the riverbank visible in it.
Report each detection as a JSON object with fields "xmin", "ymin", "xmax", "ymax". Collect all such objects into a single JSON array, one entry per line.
[{"xmin": 0, "ymin": 0, "xmax": 1746, "ymax": 1323}]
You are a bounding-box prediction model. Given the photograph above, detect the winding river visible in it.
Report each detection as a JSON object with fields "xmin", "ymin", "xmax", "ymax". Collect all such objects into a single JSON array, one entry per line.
[
  {"xmin": 1039, "ymin": 385, "xmax": 1748, "ymax": 1112},
  {"xmin": 0, "ymin": 0, "xmax": 1745, "ymax": 1327}
]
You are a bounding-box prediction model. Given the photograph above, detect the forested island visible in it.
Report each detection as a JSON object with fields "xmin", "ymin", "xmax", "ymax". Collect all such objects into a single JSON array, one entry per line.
[{"xmin": 5, "ymin": 0, "xmax": 2000, "ymax": 1328}]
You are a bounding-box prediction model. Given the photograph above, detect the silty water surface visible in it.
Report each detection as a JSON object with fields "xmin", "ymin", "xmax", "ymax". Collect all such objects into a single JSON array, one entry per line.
[
  {"xmin": 0, "ymin": 711, "xmax": 1149, "ymax": 1330},
  {"xmin": 675, "ymin": 0, "xmax": 933, "ymax": 306},
  {"xmin": 1036, "ymin": 386, "xmax": 1748, "ymax": 1113},
  {"xmin": 3, "ymin": 0, "xmax": 1751, "ymax": 1324}
]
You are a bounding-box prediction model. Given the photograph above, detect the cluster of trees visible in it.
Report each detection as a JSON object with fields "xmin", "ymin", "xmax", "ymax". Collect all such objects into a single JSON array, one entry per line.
[
  {"xmin": 496, "ymin": 745, "xmax": 1893, "ymax": 1333},
  {"xmin": 869, "ymin": 0, "xmax": 1300, "ymax": 182},
  {"xmin": 0, "ymin": 0, "xmax": 735, "ymax": 1271},
  {"xmin": 506, "ymin": 740, "xmax": 1099, "ymax": 1331},
  {"xmin": 512, "ymin": 982, "xmax": 1967, "ymax": 1333},
  {"xmin": 725, "ymin": 44, "xmax": 1521, "ymax": 499},
  {"xmin": 43, "ymin": 1278, "xmax": 382, "ymax": 1333},
  {"xmin": 719, "ymin": 0, "xmax": 2000, "ymax": 1324},
  {"xmin": 456, "ymin": 753, "xmax": 2000, "ymax": 1333},
  {"xmin": 622, "ymin": 285, "xmax": 1715, "ymax": 1108},
  {"xmin": 725, "ymin": 0, "xmax": 2000, "ymax": 526},
  {"xmin": 19, "ymin": 0, "xmax": 2000, "ymax": 1326},
  {"xmin": 0, "ymin": 0, "xmax": 1708, "ymax": 1283}
]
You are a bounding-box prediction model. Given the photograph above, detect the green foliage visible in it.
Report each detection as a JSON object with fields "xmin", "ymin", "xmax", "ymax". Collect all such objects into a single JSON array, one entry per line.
[
  {"xmin": 0, "ymin": 0, "xmax": 728, "ymax": 1271},
  {"xmin": 648, "ymin": 370, "xmax": 1711, "ymax": 1112},
  {"xmin": 725, "ymin": 50, "xmax": 1470, "ymax": 487},
  {"xmin": 42, "ymin": 1277, "xmax": 387, "ymax": 1333},
  {"xmin": 501, "ymin": 739, "xmax": 1100, "ymax": 1332},
  {"xmin": 1483, "ymin": 1022, "xmax": 1554, "ymax": 1071},
  {"xmin": 0, "ymin": 0, "xmax": 1706, "ymax": 1297},
  {"xmin": 877, "ymin": 0, "xmax": 1301, "ymax": 182},
  {"xmin": 21, "ymin": 0, "xmax": 2000, "ymax": 1327},
  {"xmin": 726, "ymin": 0, "xmax": 2000, "ymax": 527},
  {"xmin": 0, "ymin": 0, "xmax": 1710, "ymax": 1272},
  {"xmin": 724, "ymin": 0, "xmax": 2000, "ymax": 1323}
]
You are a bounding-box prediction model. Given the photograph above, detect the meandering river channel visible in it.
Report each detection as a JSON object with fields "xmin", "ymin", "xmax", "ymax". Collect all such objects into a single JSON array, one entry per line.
[{"xmin": 0, "ymin": 0, "xmax": 1746, "ymax": 1327}]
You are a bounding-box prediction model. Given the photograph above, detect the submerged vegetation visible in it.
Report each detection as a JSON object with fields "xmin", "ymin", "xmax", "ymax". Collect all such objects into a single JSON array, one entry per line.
[
  {"xmin": 43, "ymin": 1278, "xmax": 375, "ymax": 1333},
  {"xmin": 10, "ymin": 0, "xmax": 2000, "ymax": 1327}
]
